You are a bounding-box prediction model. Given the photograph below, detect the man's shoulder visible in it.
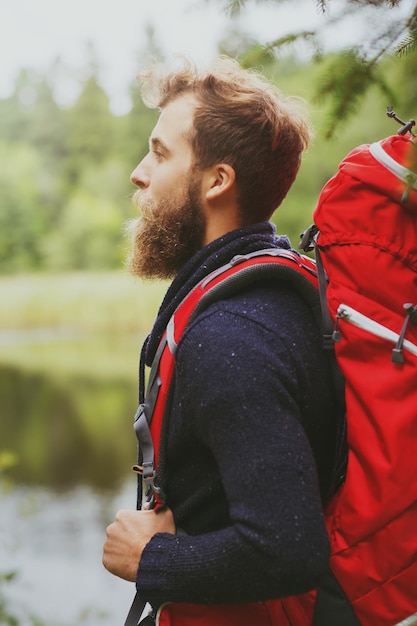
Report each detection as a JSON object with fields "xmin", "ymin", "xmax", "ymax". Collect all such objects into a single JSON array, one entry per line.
[
  {"xmin": 180, "ymin": 279, "xmax": 320, "ymax": 353},
  {"xmin": 204, "ymin": 279, "xmax": 316, "ymax": 324}
]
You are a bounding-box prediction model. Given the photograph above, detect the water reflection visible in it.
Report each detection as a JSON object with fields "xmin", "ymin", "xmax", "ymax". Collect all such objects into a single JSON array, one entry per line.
[
  {"xmin": 2, "ymin": 480, "xmax": 137, "ymax": 625},
  {"xmin": 0, "ymin": 344, "xmax": 143, "ymax": 625},
  {"xmin": 1, "ymin": 364, "xmax": 138, "ymax": 492}
]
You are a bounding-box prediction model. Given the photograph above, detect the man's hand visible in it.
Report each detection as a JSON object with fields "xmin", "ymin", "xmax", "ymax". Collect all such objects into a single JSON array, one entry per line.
[{"xmin": 102, "ymin": 507, "xmax": 176, "ymax": 581}]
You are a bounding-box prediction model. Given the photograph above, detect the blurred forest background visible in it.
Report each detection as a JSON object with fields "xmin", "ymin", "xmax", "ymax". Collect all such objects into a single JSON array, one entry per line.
[
  {"xmin": 1, "ymin": 20, "xmax": 416, "ymax": 276},
  {"xmin": 1, "ymin": 0, "xmax": 417, "ymax": 623}
]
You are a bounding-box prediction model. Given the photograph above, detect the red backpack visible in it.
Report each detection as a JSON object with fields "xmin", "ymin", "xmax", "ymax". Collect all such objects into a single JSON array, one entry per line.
[
  {"xmin": 126, "ymin": 128, "xmax": 417, "ymax": 626},
  {"xmin": 302, "ymin": 128, "xmax": 417, "ymax": 626}
]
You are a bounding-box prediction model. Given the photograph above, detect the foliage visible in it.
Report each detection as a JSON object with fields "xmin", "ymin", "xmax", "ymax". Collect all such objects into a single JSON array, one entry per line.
[
  {"xmin": 0, "ymin": 571, "xmax": 20, "ymax": 626},
  {"xmin": 395, "ymin": 1, "xmax": 417, "ymax": 53},
  {"xmin": 0, "ymin": 142, "xmax": 46, "ymax": 272},
  {"xmin": 220, "ymin": 0, "xmax": 417, "ymax": 136},
  {"xmin": 0, "ymin": 451, "xmax": 18, "ymax": 474},
  {"xmin": 0, "ymin": 56, "xmax": 151, "ymax": 275},
  {"xmin": 0, "ymin": 568, "xmax": 76, "ymax": 625},
  {"xmin": 1, "ymin": 28, "xmax": 416, "ymax": 274},
  {"xmin": 314, "ymin": 49, "xmax": 397, "ymax": 138},
  {"xmin": 0, "ymin": 456, "xmax": 46, "ymax": 626}
]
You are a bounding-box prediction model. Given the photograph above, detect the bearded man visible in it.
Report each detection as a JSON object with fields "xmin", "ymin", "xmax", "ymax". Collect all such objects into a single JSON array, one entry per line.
[{"xmin": 103, "ymin": 57, "xmax": 337, "ymax": 626}]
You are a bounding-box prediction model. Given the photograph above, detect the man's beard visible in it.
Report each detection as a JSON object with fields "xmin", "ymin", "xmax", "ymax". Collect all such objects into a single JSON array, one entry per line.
[{"xmin": 126, "ymin": 175, "xmax": 206, "ymax": 280}]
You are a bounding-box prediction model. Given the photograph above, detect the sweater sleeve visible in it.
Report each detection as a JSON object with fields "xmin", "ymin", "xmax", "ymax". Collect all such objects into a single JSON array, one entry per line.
[{"xmin": 137, "ymin": 296, "xmax": 331, "ymax": 605}]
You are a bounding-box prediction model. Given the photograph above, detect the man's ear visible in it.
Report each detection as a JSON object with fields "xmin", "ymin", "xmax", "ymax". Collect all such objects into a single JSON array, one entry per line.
[{"xmin": 205, "ymin": 164, "xmax": 236, "ymax": 201}]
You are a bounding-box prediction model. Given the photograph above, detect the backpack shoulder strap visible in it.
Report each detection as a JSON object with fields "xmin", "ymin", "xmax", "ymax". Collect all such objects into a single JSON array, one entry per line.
[
  {"xmin": 167, "ymin": 248, "xmax": 321, "ymax": 356},
  {"xmin": 135, "ymin": 248, "xmax": 345, "ymax": 508},
  {"xmin": 136, "ymin": 247, "xmax": 340, "ymax": 497}
]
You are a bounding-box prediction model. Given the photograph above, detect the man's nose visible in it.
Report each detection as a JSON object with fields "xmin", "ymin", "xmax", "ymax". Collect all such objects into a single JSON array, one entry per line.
[{"xmin": 131, "ymin": 159, "xmax": 150, "ymax": 189}]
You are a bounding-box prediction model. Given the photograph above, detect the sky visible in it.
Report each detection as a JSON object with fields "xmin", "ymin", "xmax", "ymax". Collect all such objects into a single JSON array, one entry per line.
[
  {"xmin": 1, "ymin": 0, "xmax": 414, "ymax": 114},
  {"xmin": 0, "ymin": 0, "xmax": 318, "ymax": 113}
]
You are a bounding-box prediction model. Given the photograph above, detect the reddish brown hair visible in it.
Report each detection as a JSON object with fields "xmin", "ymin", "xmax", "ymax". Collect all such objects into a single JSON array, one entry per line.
[{"xmin": 139, "ymin": 57, "xmax": 312, "ymax": 223}]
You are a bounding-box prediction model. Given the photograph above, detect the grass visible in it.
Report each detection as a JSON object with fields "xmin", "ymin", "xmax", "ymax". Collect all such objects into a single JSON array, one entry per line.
[
  {"xmin": 0, "ymin": 271, "xmax": 167, "ymax": 333},
  {"xmin": 0, "ymin": 271, "xmax": 168, "ymax": 378},
  {"xmin": 0, "ymin": 334, "xmax": 143, "ymax": 380}
]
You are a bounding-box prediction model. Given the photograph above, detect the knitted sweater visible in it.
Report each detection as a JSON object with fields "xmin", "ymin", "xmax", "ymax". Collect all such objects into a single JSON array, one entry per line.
[{"xmin": 137, "ymin": 222, "xmax": 337, "ymax": 607}]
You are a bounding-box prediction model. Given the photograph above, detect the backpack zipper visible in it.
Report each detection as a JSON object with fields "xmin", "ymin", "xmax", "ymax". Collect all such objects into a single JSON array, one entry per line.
[
  {"xmin": 395, "ymin": 611, "xmax": 417, "ymax": 626},
  {"xmin": 369, "ymin": 141, "xmax": 417, "ymax": 190},
  {"xmin": 336, "ymin": 304, "xmax": 417, "ymax": 360}
]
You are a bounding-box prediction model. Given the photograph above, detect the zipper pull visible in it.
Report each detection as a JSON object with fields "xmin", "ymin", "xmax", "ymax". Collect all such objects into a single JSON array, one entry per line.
[
  {"xmin": 323, "ymin": 310, "xmax": 342, "ymax": 349},
  {"xmin": 332, "ymin": 308, "xmax": 346, "ymax": 343},
  {"xmin": 392, "ymin": 303, "xmax": 417, "ymax": 364}
]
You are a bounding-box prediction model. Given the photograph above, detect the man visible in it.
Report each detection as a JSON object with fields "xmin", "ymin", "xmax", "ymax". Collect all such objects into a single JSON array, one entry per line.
[{"xmin": 103, "ymin": 57, "xmax": 337, "ymax": 624}]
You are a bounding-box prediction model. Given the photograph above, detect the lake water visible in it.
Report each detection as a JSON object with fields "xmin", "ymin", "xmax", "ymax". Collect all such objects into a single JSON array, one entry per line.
[
  {"xmin": 1, "ymin": 480, "xmax": 137, "ymax": 626},
  {"xmin": 0, "ymin": 340, "xmax": 145, "ymax": 626}
]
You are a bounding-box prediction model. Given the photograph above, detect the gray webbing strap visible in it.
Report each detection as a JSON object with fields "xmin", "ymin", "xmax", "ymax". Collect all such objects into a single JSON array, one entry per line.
[
  {"xmin": 124, "ymin": 410, "xmax": 158, "ymax": 625},
  {"xmin": 124, "ymin": 593, "xmax": 148, "ymax": 626},
  {"xmin": 133, "ymin": 404, "xmax": 157, "ymax": 510},
  {"xmin": 123, "ymin": 339, "xmax": 170, "ymax": 625},
  {"xmin": 313, "ymin": 244, "xmax": 334, "ymax": 349}
]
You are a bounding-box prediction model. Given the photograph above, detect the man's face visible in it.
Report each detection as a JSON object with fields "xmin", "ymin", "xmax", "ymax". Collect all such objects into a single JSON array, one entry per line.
[{"xmin": 127, "ymin": 95, "xmax": 206, "ymax": 279}]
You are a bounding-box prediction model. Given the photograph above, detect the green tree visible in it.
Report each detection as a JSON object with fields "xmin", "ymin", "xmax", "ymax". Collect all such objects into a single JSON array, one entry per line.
[
  {"xmin": 63, "ymin": 43, "xmax": 116, "ymax": 187},
  {"xmin": 0, "ymin": 67, "xmax": 72, "ymax": 271},
  {"xmin": 217, "ymin": 0, "xmax": 417, "ymax": 136},
  {"xmin": 0, "ymin": 142, "xmax": 47, "ymax": 272},
  {"xmin": 64, "ymin": 77, "xmax": 115, "ymax": 181},
  {"xmin": 41, "ymin": 188, "xmax": 125, "ymax": 271},
  {"xmin": 117, "ymin": 23, "xmax": 163, "ymax": 169},
  {"xmin": 0, "ymin": 68, "xmax": 37, "ymax": 143},
  {"xmin": 0, "ymin": 68, "xmax": 67, "ymax": 161}
]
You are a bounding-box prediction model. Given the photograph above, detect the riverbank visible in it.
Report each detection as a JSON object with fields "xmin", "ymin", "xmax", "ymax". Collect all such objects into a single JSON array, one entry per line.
[
  {"xmin": 0, "ymin": 271, "xmax": 168, "ymax": 378},
  {"xmin": 0, "ymin": 271, "xmax": 167, "ymax": 333},
  {"xmin": 0, "ymin": 272, "xmax": 168, "ymax": 625}
]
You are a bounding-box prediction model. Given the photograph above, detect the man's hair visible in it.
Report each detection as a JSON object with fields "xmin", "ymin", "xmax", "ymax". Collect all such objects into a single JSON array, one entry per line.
[{"xmin": 138, "ymin": 57, "xmax": 312, "ymax": 223}]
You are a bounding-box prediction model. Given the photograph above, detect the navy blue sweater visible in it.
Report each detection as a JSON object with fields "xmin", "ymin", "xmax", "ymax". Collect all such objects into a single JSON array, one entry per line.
[{"xmin": 137, "ymin": 222, "xmax": 337, "ymax": 607}]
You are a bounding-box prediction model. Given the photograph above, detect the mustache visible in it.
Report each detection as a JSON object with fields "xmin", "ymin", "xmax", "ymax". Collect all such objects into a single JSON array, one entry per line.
[
  {"xmin": 132, "ymin": 189, "xmax": 144, "ymax": 212},
  {"xmin": 132, "ymin": 190, "xmax": 156, "ymax": 220}
]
